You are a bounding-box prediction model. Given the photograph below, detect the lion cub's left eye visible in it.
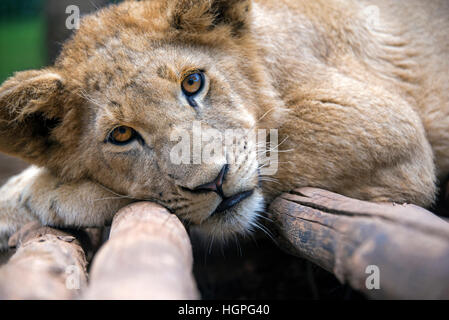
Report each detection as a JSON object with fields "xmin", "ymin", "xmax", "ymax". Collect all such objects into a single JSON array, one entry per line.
[
  {"xmin": 181, "ymin": 72, "xmax": 204, "ymax": 96},
  {"xmin": 108, "ymin": 126, "xmax": 136, "ymax": 145}
]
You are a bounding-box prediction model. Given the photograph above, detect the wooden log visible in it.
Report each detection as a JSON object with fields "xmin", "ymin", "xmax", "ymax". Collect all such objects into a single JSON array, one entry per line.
[
  {"xmin": 0, "ymin": 222, "xmax": 88, "ymax": 299},
  {"xmin": 83, "ymin": 202, "xmax": 199, "ymax": 300},
  {"xmin": 269, "ymin": 187, "xmax": 449, "ymax": 299}
]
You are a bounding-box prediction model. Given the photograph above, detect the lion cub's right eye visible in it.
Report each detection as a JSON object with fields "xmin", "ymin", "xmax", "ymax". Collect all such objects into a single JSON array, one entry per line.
[{"xmin": 108, "ymin": 126, "xmax": 136, "ymax": 145}]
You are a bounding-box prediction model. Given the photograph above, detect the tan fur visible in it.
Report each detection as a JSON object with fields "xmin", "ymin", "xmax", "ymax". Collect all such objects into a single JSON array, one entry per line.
[{"xmin": 0, "ymin": 0, "xmax": 448, "ymax": 248}]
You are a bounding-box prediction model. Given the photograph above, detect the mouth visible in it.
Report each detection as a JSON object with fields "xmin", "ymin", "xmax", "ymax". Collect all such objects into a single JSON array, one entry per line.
[{"xmin": 212, "ymin": 189, "xmax": 254, "ymax": 216}]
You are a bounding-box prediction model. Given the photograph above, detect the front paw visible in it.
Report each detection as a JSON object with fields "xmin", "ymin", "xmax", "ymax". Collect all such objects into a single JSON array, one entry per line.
[
  {"xmin": 0, "ymin": 166, "xmax": 133, "ymax": 249},
  {"xmin": 25, "ymin": 167, "xmax": 134, "ymax": 227},
  {"xmin": 0, "ymin": 167, "xmax": 41, "ymax": 250}
]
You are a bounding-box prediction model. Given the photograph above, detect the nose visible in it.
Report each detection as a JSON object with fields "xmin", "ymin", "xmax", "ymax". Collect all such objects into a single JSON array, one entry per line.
[
  {"xmin": 193, "ymin": 164, "xmax": 229, "ymax": 198},
  {"xmin": 192, "ymin": 164, "xmax": 254, "ymax": 215}
]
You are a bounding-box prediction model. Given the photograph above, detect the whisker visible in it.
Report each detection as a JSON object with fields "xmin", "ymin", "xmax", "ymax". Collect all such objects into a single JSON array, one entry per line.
[
  {"xmin": 255, "ymin": 211, "xmax": 274, "ymax": 223},
  {"xmin": 252, "ymin": 220, "xmax": 278, "ymax": 245},
  {"xmin": 258, "ymin": 107, "xmax": 277, "ymax": 122},
  {"xmin": 266, "ymin": 135, "xmax": 290, "ymax": 152},
  {"xmin": 93, "ymin": 196, "xmax": 133, "ymax": 202},
  {"xmin": 93, "ymin": 182, "xmax": 148, "ymax": 202},
  {"xmin": 258, "ymin": 178, "xmax": 281, "ymax": 185},
  {"xmin": 232, "ymin": 233, "xmax": 243, "ymax": 256}
]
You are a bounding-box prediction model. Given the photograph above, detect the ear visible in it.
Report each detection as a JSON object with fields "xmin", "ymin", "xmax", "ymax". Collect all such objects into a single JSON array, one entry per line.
[
  {"xmin": 171, "ymin": 0, "xmax": 252, "ymax": 36},
  {"xmin": 0, "ymin": 69, "xmax": 66, "ymax": 165}
]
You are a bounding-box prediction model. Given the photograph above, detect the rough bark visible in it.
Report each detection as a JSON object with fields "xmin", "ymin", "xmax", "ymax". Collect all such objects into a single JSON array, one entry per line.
[
  {"xmin": 269, "ymin": 187, "xmax": 449, "ymax": 299},
  {"xmin": 0, "ymin": 222, "xmax": 88, "ymax": 299},
  {"xmin": 83, "ymin": 202, "xmax": 199, "ymax": 300}
]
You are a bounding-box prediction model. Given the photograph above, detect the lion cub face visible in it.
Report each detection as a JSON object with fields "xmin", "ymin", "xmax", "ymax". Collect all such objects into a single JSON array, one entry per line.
[
  {"xmin": 0, "ymin": 0, "xmax": 277, "ymax": 238},
  {"xmin": 80, "ymin": 43, "xmax": 266, "ymax": 237}
]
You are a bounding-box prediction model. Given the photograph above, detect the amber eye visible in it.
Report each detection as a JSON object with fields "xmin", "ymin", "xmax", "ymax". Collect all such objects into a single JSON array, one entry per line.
[
  {"xmin": 108, "ymin": 126, "xmax": 136, "ymax": 145},
  {"xmin": 181, "ymin": 72, "xmax": 204, "ymax": 96}
]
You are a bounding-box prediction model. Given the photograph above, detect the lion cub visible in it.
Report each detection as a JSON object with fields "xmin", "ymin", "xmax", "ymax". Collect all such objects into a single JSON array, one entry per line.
[{"xmin": 0, "ymin": 0, "xmax": 448, "ymax": 248}]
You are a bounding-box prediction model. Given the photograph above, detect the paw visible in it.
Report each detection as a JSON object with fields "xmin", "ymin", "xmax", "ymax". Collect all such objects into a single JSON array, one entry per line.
[{"xmin": 0, "ymin": 166, "xmax": 133, "ymax": 249}]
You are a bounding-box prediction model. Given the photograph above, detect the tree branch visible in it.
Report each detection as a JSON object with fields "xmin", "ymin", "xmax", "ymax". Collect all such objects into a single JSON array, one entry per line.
[
  {"xmin": 269, "ymin": 187, "xmax": 449, "ymax": 299},
  {"xmin": 83, "ymin": 202, "xmax": 199, "ymax": 300}
]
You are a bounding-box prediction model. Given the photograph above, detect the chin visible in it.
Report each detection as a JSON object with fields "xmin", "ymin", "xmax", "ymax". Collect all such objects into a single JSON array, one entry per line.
[{"xmin": 197, "ymin": 189, "xmax": 266, "ymax": 241}]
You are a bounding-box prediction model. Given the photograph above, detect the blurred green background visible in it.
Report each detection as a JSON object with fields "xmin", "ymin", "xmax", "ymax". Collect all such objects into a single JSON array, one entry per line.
[
  {"xmin": 0, "ymin": 0, "xmax": 122, "ymax": 182},
  {"xmin": 0, "ymin": 0, "xmax": 122, "ymax": 84},
  {"xmin": 0, "ymin": 0, "xmax": 45, "ymax": 83}
]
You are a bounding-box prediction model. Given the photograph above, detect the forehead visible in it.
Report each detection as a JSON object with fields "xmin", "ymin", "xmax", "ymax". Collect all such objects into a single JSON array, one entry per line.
[
  {"xmin": 57, "ymin": 1, "xmax": 255, "ymax": 133},
  {"xmin": 58, "ymin": 0, "xmax": 241, "ymax": 88},
  {"xmin": 86, "ymin": 36, "xmax": 220, "ymax": 89},
  {"xmin": 84, "ymin": 41, "xmax": 214, "ymax": 127}
]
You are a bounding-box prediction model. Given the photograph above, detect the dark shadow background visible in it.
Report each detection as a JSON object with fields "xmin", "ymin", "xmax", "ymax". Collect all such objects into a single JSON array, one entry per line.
[{"xmin": 0, "ymin": 0, "xmax": 379, "ymax": 300}]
